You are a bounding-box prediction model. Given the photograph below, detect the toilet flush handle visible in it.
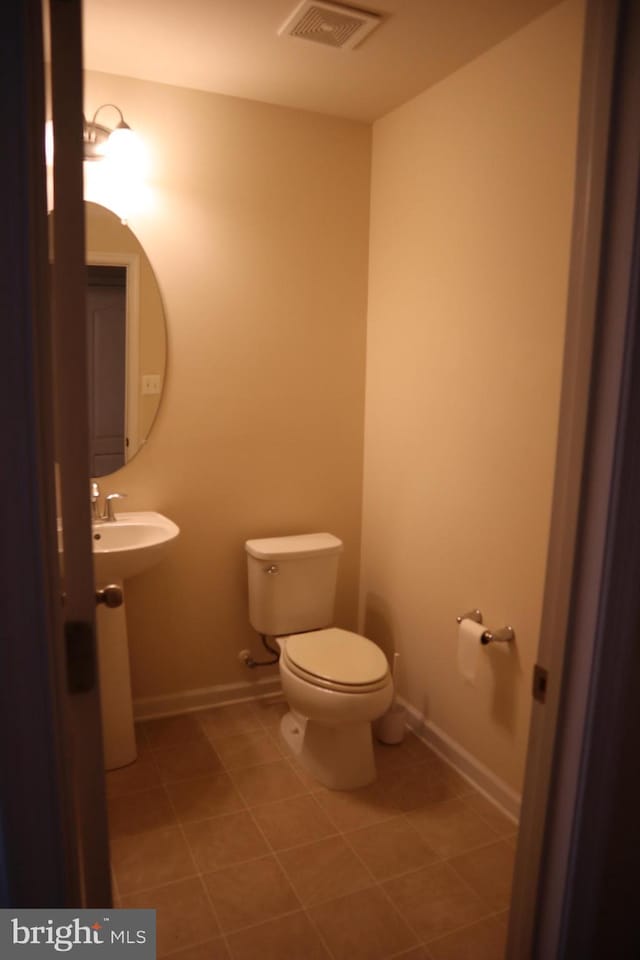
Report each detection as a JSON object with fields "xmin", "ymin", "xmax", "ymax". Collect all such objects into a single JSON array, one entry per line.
[{"xmin": 264, "ymin": 564, "xmax": 279, "ymax": 575}]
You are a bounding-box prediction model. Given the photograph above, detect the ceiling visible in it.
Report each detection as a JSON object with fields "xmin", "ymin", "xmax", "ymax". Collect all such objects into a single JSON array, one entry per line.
[{"xmin": 82, "ymin": 0, "xmax": 562, "ymax": 123}]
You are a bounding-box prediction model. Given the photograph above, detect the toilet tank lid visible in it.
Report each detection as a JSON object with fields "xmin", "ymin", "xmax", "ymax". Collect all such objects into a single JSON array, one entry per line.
[{"xmin": 245, "ymin": 533, "xmax": 343, "ymax": 560}]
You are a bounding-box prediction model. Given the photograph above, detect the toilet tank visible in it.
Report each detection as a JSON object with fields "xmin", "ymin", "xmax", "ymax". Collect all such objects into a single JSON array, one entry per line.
[{"xmin": 245, "ymin": 533, "xmax": 343, "ymax": 636}]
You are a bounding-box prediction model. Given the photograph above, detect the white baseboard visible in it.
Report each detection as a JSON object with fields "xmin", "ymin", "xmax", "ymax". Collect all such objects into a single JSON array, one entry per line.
[
  {"xmin": 133, "ymin": 682, "xmax": 519, "ymax": 822},
  {"xmin": 399, "ymin": 697, "xmax": 521, "ymax": 822},
  {"xmin": 133, "ymin": 675, "xmax": 283, "ymax": 721}
]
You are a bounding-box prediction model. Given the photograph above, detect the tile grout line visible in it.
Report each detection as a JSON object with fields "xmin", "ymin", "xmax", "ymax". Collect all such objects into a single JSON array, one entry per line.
[
  {"xmin": 184, "ymin": 704, "xmax": 299, "ymax": 958},
  {"xmin": 276, "ymin": 733, "xmax": 512, "ymax": 956},
  {"xmin": 234, "ymin": 701, "xmax": 345, "ymax": 956},
  {"xmin": 138, "ymin": 716, "xmax": 238, "ymax": 958},
  {"xmin": 225, "ymin": 762, "xmax": 311, "ymax": 808},
  {"xmin": 336, "ymin": 814, "xmax": 511, "ymax": 956},
  {"xmin": 257, "ymin": 743, "xmax": 431, "ymax": 957},
  {"xmin": 115, "ymin": 709, "xmax": 515, "ymax": 956},
  {"xmin": 338, "ymin": 821, "xmax": 429, "ymax": 957},
  {"xmin": 201, "ymin": 722, "xmax": 288, "ymax": 770},
  {"xmin": 163, "ymin": 702, "xmax": 322, "ymax": 957},
  {"xmin": 243, "ymin": 797, "xmax": 341, "ymax": 960},
  {"xmin": 162, "ymin": 709, "xmax": 257, "ymax": 960},
  {"xmin": 443, "ymin": 847, "xmax": 513, "ymax": 918},
  {"xmin": 300, "ymin": 758, "xmax": 498, "ymax": 956},
  {"xmin": 404, "ymin": 799, "xmax": 515, "ymax": 920},
  {"xmin": 419, "ymin": 907, "xmax": 510, "ymax": 950},
  {"xmin": 401, "ymin": 809, "xmax": 510, "ymax": 865},
  {"xmin": 112, "ymin": 758, "xmax": 494, "ymax": 901},
  {"xmin": 457, "ymin": 793, "xmax": 519, "ymax": 839}
]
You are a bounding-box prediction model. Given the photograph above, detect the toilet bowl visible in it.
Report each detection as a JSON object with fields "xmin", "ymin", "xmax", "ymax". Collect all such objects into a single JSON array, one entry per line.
[
  {"xmin": 245, "ymin": 533, "xmax": 394, "ymax": 790},
  {"xmin": 278, "ymin": 628, "xmax": 393, "ymax": 789}
]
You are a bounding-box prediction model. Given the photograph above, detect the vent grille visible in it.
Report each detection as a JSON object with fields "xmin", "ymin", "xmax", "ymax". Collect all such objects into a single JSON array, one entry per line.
[{"xmin": 279, "ymin": 1, "xmax": 382, "ymax": 51}]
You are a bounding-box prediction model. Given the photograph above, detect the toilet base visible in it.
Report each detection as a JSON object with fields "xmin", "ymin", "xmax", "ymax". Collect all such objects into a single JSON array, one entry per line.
[{"xmin": 280, "ymin": 710, "xmax": 376, "ymax": 790}]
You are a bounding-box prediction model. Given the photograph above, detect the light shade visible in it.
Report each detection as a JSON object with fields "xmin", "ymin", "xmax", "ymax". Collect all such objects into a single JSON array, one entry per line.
[
  {"xmin": 46, "ymin": 104, "xmax": 149, "ymax": 224},
  {"xmin": 83, "ymin": 104, "xmax": 132, "ymax": 161},
  {"xmin": 83, "ymin": 104, "xmax": 149, "ymax": 224}
]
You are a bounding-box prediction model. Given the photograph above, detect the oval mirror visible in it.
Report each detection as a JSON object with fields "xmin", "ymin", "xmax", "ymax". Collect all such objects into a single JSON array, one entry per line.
[{"xmin": 84, "ymin": 201, "xmax": 167, "ymax": 476}]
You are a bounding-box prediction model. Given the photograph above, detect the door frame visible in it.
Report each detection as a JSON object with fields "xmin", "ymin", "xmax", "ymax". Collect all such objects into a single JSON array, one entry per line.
[
  {"xmin": 87, "ymin": 248, "xmax": 141, "ymax": 461},
  {"xmin": 0, "ymin": 0, "xmax": 81, "ymax": 905},
  {"xmin": 0, "ymin": 0, "xmax": 112, "ymax": 906},
  {"xmin": 49, "ymin": 0, "xmax": 113, "ymax": 906},
  {"xmin": 508, "ymin": 0, "xmax": 640, "ymax": 954}
]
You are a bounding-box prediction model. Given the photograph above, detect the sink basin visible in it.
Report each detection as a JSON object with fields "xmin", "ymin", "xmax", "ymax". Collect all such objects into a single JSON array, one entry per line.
[{"xmin": 92, "ymin": 510, "xmax": 180, "ymax": 583}]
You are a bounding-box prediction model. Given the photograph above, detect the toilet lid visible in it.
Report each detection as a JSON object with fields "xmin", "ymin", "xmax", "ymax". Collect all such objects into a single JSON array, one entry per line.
[{"xmin": 284, "ymin": 628, "xmax": 389, "ymax": 686}]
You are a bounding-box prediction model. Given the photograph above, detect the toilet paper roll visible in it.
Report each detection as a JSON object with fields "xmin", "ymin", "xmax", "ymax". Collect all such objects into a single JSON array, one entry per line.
[{"xmin": 457, "ymin": 618, "xmax": 485, "ymax": 684}]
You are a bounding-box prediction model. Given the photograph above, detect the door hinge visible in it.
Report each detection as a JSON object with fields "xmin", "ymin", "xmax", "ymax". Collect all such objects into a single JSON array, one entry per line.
[
  {"xmin": 65, "ymin": 620, "xmax": 96, "ymax": 694},
  {"xmin": 532, "ymin": 663, "xmax": 548, "ymax": 703}
]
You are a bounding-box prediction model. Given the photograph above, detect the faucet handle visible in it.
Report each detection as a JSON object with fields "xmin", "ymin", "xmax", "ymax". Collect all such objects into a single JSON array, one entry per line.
[
  {"xmin": 90, "ymin": 481, "xmax": 101, "ymax": 520},
  {"xmin": 104, "ymin": 492, "xmax": 127, "ymax": 521}
]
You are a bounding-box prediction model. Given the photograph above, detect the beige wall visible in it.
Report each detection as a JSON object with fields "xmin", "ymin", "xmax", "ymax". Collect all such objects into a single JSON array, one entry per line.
[
  {"xmin": 85, "ymin": 71, "xmax": 371, "ymax": 701},
  {"xmin": 360, "ymin": 0, "xmax": 584, "ymax": 792}
]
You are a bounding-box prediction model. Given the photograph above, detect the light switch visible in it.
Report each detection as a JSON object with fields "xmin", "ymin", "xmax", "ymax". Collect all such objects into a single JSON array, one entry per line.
[{"xmin": 142, "ymin": 374, "xmax": 162, "ymax": 395}]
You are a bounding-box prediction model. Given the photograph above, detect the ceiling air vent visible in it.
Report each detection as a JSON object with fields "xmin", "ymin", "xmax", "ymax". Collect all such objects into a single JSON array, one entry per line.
[{"xmin": 278, "ymin": 1, "xmax": 382, "ymax": 51}]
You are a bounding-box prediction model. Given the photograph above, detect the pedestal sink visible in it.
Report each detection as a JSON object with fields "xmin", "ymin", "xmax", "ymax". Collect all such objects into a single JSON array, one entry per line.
[{"xmin": 92, "ymin": 512, "xmax": 179, "ymax": 770}]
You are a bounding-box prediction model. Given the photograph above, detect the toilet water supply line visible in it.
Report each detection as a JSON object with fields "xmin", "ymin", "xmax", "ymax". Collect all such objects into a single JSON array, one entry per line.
[{"xmin": 239, "ymin": 635, "xmax": 280, "ymax": 668}]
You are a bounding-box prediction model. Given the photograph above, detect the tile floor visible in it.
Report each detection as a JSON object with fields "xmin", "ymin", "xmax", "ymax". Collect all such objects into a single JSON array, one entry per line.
[{"xmin": 107, "ymin": 698, "xmax": 517, "ymax": 960}]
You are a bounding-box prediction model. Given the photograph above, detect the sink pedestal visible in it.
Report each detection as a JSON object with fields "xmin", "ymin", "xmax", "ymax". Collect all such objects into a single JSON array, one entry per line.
[
  {"xmin": 89, "ymin": 512, "xmax": 180, "ymax": 770},
  {"xmin": 96, "ymin": 577, "xmax": 136, "ymax": 770}
]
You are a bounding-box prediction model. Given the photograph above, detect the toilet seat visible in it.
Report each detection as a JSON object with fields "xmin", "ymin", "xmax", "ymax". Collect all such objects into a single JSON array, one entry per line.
[{"xmin": 282, "ymin": 628, "xmax": 390, "ymax": 694}]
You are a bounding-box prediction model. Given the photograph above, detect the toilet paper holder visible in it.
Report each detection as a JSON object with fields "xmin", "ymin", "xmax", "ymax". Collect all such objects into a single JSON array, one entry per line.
[{"xmin": 456, "ymin": 609, "xmax": 515, "ymax": 645}]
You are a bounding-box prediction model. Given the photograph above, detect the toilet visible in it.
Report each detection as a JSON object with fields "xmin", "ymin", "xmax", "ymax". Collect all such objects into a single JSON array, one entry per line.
[{"xmin": 245, "ymin": 533, "xmax": 393, "ymax": 790}]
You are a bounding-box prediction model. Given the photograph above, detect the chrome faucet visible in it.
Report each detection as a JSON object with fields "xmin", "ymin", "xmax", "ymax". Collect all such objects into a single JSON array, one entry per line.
[
  {"xmin": 104, "ymin": 492, "xmax": 128, "ymax": 521},
  {"xmin": 90, "ymin": 481, "xmax": 127, "ymax": 522}
]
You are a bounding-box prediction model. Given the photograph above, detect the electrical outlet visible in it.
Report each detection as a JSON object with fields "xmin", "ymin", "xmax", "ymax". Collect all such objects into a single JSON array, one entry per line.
[{"xmin": 142, "ymin": 374, "xmax": 161, "ymax": 395}]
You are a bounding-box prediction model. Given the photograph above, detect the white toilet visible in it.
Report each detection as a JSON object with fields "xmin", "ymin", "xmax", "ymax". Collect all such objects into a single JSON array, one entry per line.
[{"xmin": 245, "ymin": 533, "xmax": 393, "ymax": 790}]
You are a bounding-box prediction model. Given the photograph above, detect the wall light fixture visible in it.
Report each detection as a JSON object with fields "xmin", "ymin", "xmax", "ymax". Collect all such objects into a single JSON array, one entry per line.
[
  {"xmin": 46, "ymin": 103, "xmax": 148, "ymax": 224},
  {"xmin": 83, "ymin": 103, "xmax": 135, "ymax": 162},
  {"xmin": 83, "ymin": 104, "xmax": 148, "ymax": 224}
]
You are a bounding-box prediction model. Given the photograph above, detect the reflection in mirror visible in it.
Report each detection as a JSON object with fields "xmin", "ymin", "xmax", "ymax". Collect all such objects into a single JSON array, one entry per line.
[{"xmin": 85, "ymin": 202, "xmax": 167, "ymax": 476}]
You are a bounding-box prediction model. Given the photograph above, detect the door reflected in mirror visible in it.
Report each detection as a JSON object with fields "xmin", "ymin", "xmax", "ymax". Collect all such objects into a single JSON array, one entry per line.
[{"xmin": 85, "ymin": 201, "xmax": 167, "ymax": 476}]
